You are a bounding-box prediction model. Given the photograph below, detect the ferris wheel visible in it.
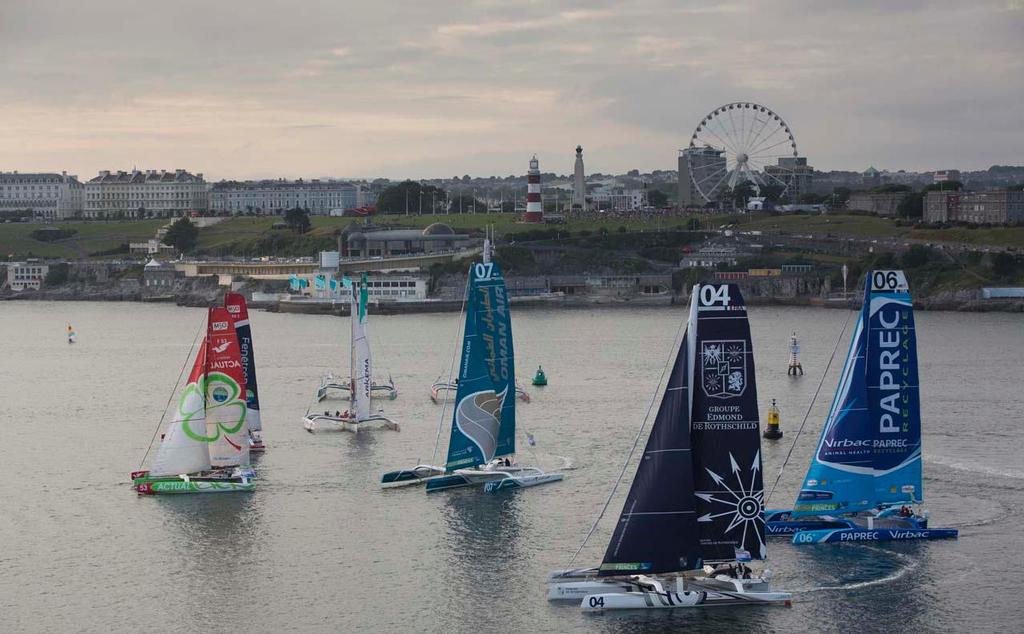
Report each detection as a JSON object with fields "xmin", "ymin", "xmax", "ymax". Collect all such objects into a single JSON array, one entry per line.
[{"xmin": 687, "ymin": 102, "xmax": 798, "ymax": 203}]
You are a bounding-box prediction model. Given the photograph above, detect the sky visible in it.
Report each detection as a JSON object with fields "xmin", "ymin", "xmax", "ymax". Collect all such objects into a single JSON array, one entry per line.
[{"xmin": 1, "ymin": 0, "xmax": 1022, "ymax": 181}]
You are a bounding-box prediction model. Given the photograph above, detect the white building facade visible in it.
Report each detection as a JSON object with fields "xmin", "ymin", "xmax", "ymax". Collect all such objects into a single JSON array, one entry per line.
[
  {"xmin": 4, "ymin": 261, "xmax": 50, "ymax": 291},
  {"xmin": 85, "ymin": 169, "xmax": 207, "ymax": 219},
  {"xmin": 209, "ymin": 179, "xmax": 361, "ymax": 215},
  {"xmin": 0, "ymin": 172, "xmax": 84, "ymax": 220}
]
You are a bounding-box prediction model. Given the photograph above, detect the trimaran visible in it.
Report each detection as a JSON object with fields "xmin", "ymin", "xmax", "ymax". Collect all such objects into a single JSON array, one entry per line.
[
  {"xmin": 315, "ymin": 273, "xmax": 396, "ymax": 403},
  {"xmin": 381, "ymin": 242, "xmax": 563, "ymax": 492},
  {"xmin": 547, "ymin": 283, "xmax": 791, "ymax": 611},
  {"xmin": 131, "ymin": 306, "xmax": 255, "ymax": 494},
  {"xmin": 304, "ymin": 273, "xmax": 399, "ymax": 432},
  {"xmin": 765, "ymin": 270, "xmax": 958, "ymax": 544}
]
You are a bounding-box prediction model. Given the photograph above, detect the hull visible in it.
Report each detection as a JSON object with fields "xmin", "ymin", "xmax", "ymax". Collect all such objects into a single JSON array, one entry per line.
[
  {"xmin": 380, "ymin": 464, "xmax": 446, "ymax": 489},
  {"xmin": 793, "ymin": 527, "xmax": 959, "ymax": 544},
  {"xmin": 133, "ymin": 472, "xmax": 255, "ymax": 495},
  {"xmin": 424, "ymin": 463, "xmax": 540, "ymax": 493},
  {"xmin": 582, "ymin": 590, "xmax": 705, "ymax": 611},
  {"xmin": 483, "ymin": 471, "xmax": 564, "ymax": 492},
  {"xmin": 766, "ymin": 518, "xmax": 855, "ymax": 535},
  {"xmin": 304, "ymin": 413, "xmax": 399, "ymax": 433}
]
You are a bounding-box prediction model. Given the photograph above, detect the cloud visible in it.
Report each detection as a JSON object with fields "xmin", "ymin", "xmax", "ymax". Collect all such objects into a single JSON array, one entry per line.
[{"xmin": 0, "ymin": 0, "xmax": 1021, "ymax": 178}]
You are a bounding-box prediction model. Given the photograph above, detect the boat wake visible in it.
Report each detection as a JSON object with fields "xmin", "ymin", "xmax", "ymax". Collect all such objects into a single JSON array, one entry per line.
[
  {"xmin": 924, "ymin": 455, "xmax": 1024, "ymax": 482},
  {"xmin": 798, "ymin": 546, "xmax": 919, "ymax": 594},
  {"xmin": 552, "ymin": 455, "xmax": 576, "ymax": 471}
]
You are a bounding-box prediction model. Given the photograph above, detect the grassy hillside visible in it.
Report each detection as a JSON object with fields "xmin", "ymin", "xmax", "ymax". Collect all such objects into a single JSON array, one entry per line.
[
  {"xmin": 0, "ymin": 220, "xmax": 167, "ymax": 258},
  {"xmin": 3, "ymin": 212, "xmax": 1020, "ymax": 261}
]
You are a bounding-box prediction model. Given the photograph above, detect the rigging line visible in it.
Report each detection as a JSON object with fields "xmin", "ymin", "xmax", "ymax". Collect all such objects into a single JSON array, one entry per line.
[
  {"xmin": 765, "ymin": 307, "xmax": 854, "ymax": 506},
  {"xmin": 430, "ymin": 269, "xmax": 470, "ymax": 466},
  {"xmin": 138, "ymin": 314, "xmax": 207, "ymax": 470},
  {"xmin": 566, "ymin": 310, "xmax": 688, "ymax": 568}
]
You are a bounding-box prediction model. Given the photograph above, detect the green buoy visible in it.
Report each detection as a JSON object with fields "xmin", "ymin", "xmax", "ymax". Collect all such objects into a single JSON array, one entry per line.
[{"xmin": 532, "ymin": 365, "xmax": 547, "ymax": 386}]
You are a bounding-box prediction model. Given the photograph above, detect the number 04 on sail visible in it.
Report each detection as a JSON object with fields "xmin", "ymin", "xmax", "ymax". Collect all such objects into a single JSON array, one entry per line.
[{"xmin": 547, "ymin": 284, "xmax": 790, "ymax": 610}]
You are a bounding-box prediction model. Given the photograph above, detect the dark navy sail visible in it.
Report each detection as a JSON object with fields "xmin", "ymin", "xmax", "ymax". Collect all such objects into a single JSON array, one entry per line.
[
  {"xmin": 599, "ymin": 333, "xmax": 699, "ymax": 576},
  {"xmin": 689, "ymin": 284, "xmax": 766, "ymax": 562}
]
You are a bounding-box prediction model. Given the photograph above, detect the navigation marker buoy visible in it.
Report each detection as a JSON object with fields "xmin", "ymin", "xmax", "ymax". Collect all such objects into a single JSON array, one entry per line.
[
  {"xmin": 764, "ymin": 399, "xmax": 783, "ymax": 439},
  {"xmin": 787, "ymin": 331, "xmax": 803, "ymax": 376}
]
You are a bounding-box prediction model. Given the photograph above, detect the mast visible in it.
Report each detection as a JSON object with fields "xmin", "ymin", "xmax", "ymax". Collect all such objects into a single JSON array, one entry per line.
[
  {"xmin": 864, "ymin": 270, "xmax": 922, "ymax": 505},
  {"xmin": 150, "ymin": 341, "xmax": 213, "ymax": 477},
  {"xmin": 689, "ymin": 283, "xmax": 766, "ymax": 562},
  {"xmin": 224, "ymin": 293, "xmax": 261, "ymax": 432},
  {"xmin": 351, "ymin": 274, "xmax": 372, "ymax": 422},
  {"xmin": 599, "ymin": 318, "xmax": 699, "ymax": 575},
  {"xmin": 444, "ymin": 263, "xmax": 504, "ymax": 469},
  {"xmin": 205, "ymin": 307, "xmax": 250, "ymax": 468},
  {"xmin": 793, "ymin": 276, "xmax": 876, "ymax": 517}
]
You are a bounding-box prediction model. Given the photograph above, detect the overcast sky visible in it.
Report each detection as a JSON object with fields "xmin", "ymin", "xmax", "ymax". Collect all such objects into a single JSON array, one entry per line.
[{"xmin": 1, "ymin": 0, "xmax": 1021, "ymax": 181}]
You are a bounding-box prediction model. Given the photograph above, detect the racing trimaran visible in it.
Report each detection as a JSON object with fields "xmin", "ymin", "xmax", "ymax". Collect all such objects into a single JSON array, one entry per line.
[
  {"xmin": 765, "ymin": 270, "xmax": 958, "ymax": 544},
  {"xmin": 547, "ymin": 283, "xmax": 790, "ymax": 611}
]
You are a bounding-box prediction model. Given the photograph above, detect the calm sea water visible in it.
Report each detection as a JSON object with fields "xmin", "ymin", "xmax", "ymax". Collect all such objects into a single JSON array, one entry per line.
[{"xmin": 1, "ymin": 301, "xmax": 1021, "ymax": 633}]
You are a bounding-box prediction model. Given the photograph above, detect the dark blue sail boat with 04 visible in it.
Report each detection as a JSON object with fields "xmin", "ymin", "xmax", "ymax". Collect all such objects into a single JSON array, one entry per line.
[{"xmin": 547, "ymin": 283, "xmax": 791, "ymax": 611}]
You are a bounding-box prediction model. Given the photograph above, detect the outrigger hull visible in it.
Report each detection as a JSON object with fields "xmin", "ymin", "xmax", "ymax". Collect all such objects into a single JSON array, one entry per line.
[
  {"xmin": 380, "ymin": 465, "xmax": 446, "ymax": 488},
  {"xmin": 303, "ymin": 413, "xmax": 399, "ymax": 433},
  {"xmin": 764, "ymin": 510, "xmax": 856, "ymax": 535},
  {"xmin": 136, "ymin": 479, "xmax": 255, "ymax": 494},
  {"xmin": 793, "ymin": 527, "xmax": 959, "ymax": 544}
]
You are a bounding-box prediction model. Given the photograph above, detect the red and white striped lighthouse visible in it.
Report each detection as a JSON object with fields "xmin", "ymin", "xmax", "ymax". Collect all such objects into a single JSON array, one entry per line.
[{"xmin": 523, "ymin": 155, "xmax": 543, "ymax": 223}]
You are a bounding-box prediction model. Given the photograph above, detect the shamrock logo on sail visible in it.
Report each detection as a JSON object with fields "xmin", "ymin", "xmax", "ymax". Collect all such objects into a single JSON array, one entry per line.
[
  {"xmin": 696, "ymin": 451, "xmax": 766, "ymax": 559},
  {"xmin": 180, "ymin": 372, "xmax": 247, "ymax": 446}
]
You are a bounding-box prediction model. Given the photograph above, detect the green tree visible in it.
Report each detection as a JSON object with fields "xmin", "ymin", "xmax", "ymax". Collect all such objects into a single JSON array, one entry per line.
[
  {"xmin": 924, "ymin": 180, "xmax": 963, "ymax": 192},
  {"xmin": 901, "ymin": 244, "xmax": 934, "ymax": 268},
  {"xmin": 991, "ymin": 252, "xmax": 1018, "ymax": 278},
  {"xmin": 162, "ymin": 217, "xmax": 199, "ymax": 252},
  {"xmin": 897, "ymin": 192, "xmax": 924, "ymax": 218},
  {"xmin": 284, "ymin": 207, "xmax": 311, "ymax": 234},
  {"xmin": 647, "ymin": 189, "xmax": 668, "ymax": 207},
  {"xmin": 44, "ymin": 263, "xmax": 70, "ymax": 286},
  {"xmin": 376, "ymin": 181, "xmax": 447, "ymax": 214},
  {"xmin": 448, "ymin": 193, "xmax": 487, "ymax": 214}
]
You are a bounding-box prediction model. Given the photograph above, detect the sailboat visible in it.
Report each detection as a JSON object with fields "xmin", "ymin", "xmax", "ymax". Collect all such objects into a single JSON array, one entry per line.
[
  {"xmin": 764, "ymin": 270, "xmax": 958, "ymax": 544},
  {"xmin": 130, "ymin": 307, "xmax": 255, "ymax": 494},
  {"xmin": 67, "ymin": 323, "xmax": 76, "ymax": 344},
  {"xmin": 547, "ymin": 283, "xmax": 790, "ymax": 610},
  {"xmin": 303, "ymin": 274, "xmax": 399, "ymax": 432},
  {"xmin": 381, "ymin": 251, "xmax": 562, "ymax": 492},
  {"xmin": 316, "ymin": 273, "xmax": 396, "ymax": 402},
  {"xmin": 224, "ymin": 292, "xmax": 265, "ymax": 452}
]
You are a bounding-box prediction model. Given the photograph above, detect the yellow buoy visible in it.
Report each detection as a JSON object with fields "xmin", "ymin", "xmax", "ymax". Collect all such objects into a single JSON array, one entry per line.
[{"xmin": 764, "ymin": 398, "xmax": 782, "ymax": 439}]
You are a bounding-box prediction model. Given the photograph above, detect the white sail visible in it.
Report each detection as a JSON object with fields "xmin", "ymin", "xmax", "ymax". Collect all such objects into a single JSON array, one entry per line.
[
  {"xmin": 151, "ymin": 375, "xmax": 212, "ymax": 477},
  {"xmin": 207, "ymin": 381, "xmax": 251, "ymax": 468},
  {"xmin": 351, "ymin": 282, "xmax": 372, "ymax": 421}
]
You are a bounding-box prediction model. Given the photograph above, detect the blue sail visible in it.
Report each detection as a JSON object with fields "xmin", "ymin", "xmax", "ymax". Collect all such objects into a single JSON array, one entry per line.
[
  {"xmin": 443, "ymin": 263, "xmax": 505, "ymax": 470},
  {"xmin": 864, "ymin": 270, "xmax": 922, "ymax": 505},
  {"xmin": 472, "ymin": 261, "xmax": 516, "ymax": 458},
  {"xmin": 793, "ymin": 283, "xmax": 875, "ymax": 517},
  {"xmin": 793, "ymin": 270, "xmax": 923, "ymax": 516}
]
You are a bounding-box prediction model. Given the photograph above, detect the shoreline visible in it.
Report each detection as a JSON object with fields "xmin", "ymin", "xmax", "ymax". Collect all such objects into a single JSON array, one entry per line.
[{"xmin": 3, "ymin": 289, "xmax": 1021, "ymax": 314}]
